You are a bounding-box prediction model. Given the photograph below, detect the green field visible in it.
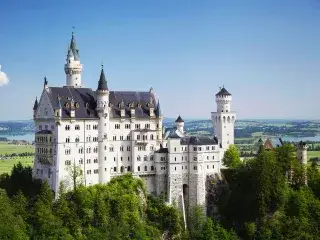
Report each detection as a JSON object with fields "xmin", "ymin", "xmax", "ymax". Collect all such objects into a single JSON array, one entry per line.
[
  {"xmin": 0, "ymin": 156, "xmax": 34, "ymax": 174},
  {"xmin": 0, "ymin": 142, "xmax": 34, "ymax": 155},
  {"xmin": 308, "ymin": 151, "xmax": 320, "ymax": 160}
]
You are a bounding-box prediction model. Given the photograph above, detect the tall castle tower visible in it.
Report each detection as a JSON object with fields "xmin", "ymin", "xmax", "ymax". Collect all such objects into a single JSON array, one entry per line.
[
  {"xmin": 96, "ymin": 65, "xmax": 110, "ymax": 183},
  {"xmin": 297, "ymin": 141, "xmax": 308, "ymax": 185},
  {"xmin": 64, "ymin": 31, "xmax": 83, "ymax": 87},
  {"xmin": 211, "ymin": 87, "xmax": 236, "ymax": 151}
]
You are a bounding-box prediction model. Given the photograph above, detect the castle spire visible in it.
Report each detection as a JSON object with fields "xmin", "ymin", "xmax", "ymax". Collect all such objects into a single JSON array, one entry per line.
[
  {"xmin": 97, "ymin": 63, "xmax": 108, "ymax": 91},
  {"xmin": 33, "ymin": 97, "xmax": 38, "ymax": 110},
  {"xmin": 44, "ymin": 76, "xmax": 48, "ymax": 88},
  {"xmin": 155, "ymin": 100, "xmax": 161, "ymax": 117}
]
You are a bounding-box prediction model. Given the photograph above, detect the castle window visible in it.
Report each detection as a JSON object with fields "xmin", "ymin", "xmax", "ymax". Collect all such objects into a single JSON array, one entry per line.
[
  {"xmin": 156, "ymin": 124, "xmax": 159, "ymax": 129},
  {"xmin": 75, "ymin": 103, "xmax": 80, "ymax": 108},
  {"xmin": 121, "ymin": 157, "xmax": 123, "ymax": 161},
  {"xmin": 150, "ymin": 134, "xmax": 154, "ymax": 140},
  {"xmin": 144, "ymin": 155, "xmax": 148, "ymax": 161},
  {"xmin": 113, "ymin": 136, "xmax": 116, "ymax": 141},
  {"xmin": 86, "ymin": 147, "xmax": 91, "ymax": 153},
  {"xmin": 127, "ymin": 135, "xmax": 131, "ymax": 140},
  {"xmin": 150, "ymin": 145, "xmax": 154, "ymax": 151},
  {"xmin": 207, "ymin": 156, "xmax": 209, "ymax": 160},
  {"xmin": 65, "ymin": 125, "xmax": 70, "ymax": 131},
  {"xmin": 138, "ymin": 166, "xmax": 140, "ymax": 171},
  {"xmin": 114, "ymin": 167, "xmax": 117, "ymax": 172},
  {"xmin": 94, "ymin": 169, "xmax": 99, "ymax": 174},
  {"xmin": 150, "ymin": 155, "xmax": 154, "ymax": 161},
  {"xmin": 175, "ymin": 157, "xmax": 176, "ymax": 161},
  {"xmin": 151, "ymin": 166, "xmax": 154, "ymax": 171},
  {"xmin": 174, "ymin": 147, "xmax": 176, "ymax": 152},
  {"xmin": 206, "ymin": 146, "xmax": 209, "ymax": 150},
  {"xmin": 65, "ymin": 149, "xmax": 71, "ymax": 155},
  {"xmin": 137, "ymin": 156, "xmax": 141, "ymax": 161},
  {"xmin": 114, "ymin": 157, "xmax": 116, "ymax": 161},
  {"xmin": 127, "ymin": 166, "xmax": 131, "ymax": 171},
  {"xmin": 212, "ymin": 146, "xmax": 214, "ymax": 150},
  {"xmin": 135, "ymin": 124, "xmax": 140, "ymax": 129},
  {"xmin": 193, "ymin": 157, "xmax": 197, "ymax": 161},
  {"xmin": 79, "ymin": 148, "xmax": 83, "ymax": 154},
  {"xmin": 193, "ymin": 147, "xmax": 197, "ymax": 151},
  {"xmin": 87, "ymin": 170, "xmax": 92, "ymax": 174},
  {"xmin": 198, "ymin": 147, "xmax": 201, "ymax": 151},
  {"xmin": 207, "ymin": 165, "xmax": 209, "ymax": 169},
  {"xmin": 79, "ymin": 159, "xmax": 83, "ymax": 164},
  {"xmin": 175, "ymin": 167, "xmax": 176, "ymax": 171},
  {"xmin": 75, "ymin": 137, "xmax": 80, "ymax": 143},
  {"xmin": 213, "ymin": 165, "xmax": 214, "ymax": 168},
  {"xmin": 128, "ymin": 156, "xmax": 130, "ymax": 161},
  {"xmin": 125, "ymin": 124, "xmax": 130, "ymax": 129},
  {"xmin": 109, "ymin": 146, "xmax": 114, "ymax": 152},
  {"xmin": 120, "ymin": 146, "xmax": 124, "ymax": 151},
  {"xmin": 144, "ymin": 166, "xmax": 147, "ymax": 171},
  {"xmin": 120, "ymin": 136, "xmax": 124, "ymax": 140},
  {"xmin": 65, "ymin": 160, "xmax": 71, "ymax": 165},
  {"xmin": 212, "ymin": 156, "xmax": 214, "ymax": 159},
  {"xmin": 75, "ymin": 125, "xmax": 80, "ymax": 130},
  {"xmin": 194, "ymin": 166, "xmax": 197, "ymax": 170},
  {"xmin": 66, "ymin": 137, "xmax": 70, "ymax": 143},
  {"xmin": 121, "ymin": 166, "xmax": 124, "ymax": 173},
  {"xmin": 137, "ymin": 135, "xmax": 140, "ymax": 140},
  {"xmin": 115, "ymin": 124, "xmax": 120, "ymax": 129},
  {"xmin": 145, "ymin": 124, "xmax": 150, "ymax": 129},
  {"xmin": 105, "ymin": 146, "xmax": 107, "ymax": 150},
  {"xmin": 185, "ymin": 166, "xmax": 188, "ymax": 170},
  {"xmin": 127, "ymin": 146, "xmax": 131, "ymax": 151}
]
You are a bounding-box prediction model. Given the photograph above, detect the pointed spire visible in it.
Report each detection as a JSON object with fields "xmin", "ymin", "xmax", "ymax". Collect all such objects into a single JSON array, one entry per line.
[
  {"xmin": 67, "ymin": 44, "xmax": 74, "ymax": 58},
  {"xmin": 155, "ymin": 99, "xmax": 161, "ymax": 117},
  {"xmin": 175, "ymin": 115, "xmax": 184, "ymax": 123},
  {"xmin": 55, "ymin": 95, "xmax": 62, "ymax": 109},
  {"xmin": 44, "ymin": 76, "xmax": 48, "ymax": 87},
  {"xmin": 33, "ymin": 97, "xmax": 38, "ymax": 110},
  {"xmin": 70, "ymin": 27, "xmax": 80, "ymax": 60},
  {"xmin": 97, "ymin": 63, "xmax": 108, "ymax": 91}
]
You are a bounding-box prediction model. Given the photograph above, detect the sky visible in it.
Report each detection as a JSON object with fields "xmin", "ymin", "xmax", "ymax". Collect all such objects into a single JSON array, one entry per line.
[{"xmin": 0, "ymin": 0, "xmax": 319, "ymax": 120}]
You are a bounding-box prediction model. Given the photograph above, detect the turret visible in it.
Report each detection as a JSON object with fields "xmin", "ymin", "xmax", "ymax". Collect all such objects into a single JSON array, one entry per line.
[
  {"xmin": 64, "ymin": 30, "xmax": 83, "ymax": 88},
  {"xmin": 155, "ymin": 100, "xmax": 161, "ymax": 118},
  {"xmin": 297, "ymin": 141, "xmax": 308, "ymax": 185},
  {"xmin": 54, "ymin": 95, "xmax": 62, "ymax": 119},
  {"xmin": 211, "ymin": 86, "xmax": 236, "ymax": 152},
  {"xmin": 33, "ymin": 97, "xmax": 38, "ymax": 119},
  {"xmin": 96, "ymin": 64, "xmax": 110, "ymax": 184},
  {"xmin": 175, "ymin": 115, "xmax": 184, "ymax": 133}
]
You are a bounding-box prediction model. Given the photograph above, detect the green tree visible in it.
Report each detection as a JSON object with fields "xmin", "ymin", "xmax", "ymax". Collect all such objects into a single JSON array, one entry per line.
[
  {"xmin": 0, "ymin": 189, "xmax": 29, "ymax": 240},
  {"xmin": 222, "ymin": 145, "xmax": 241, "ymax": 169}
]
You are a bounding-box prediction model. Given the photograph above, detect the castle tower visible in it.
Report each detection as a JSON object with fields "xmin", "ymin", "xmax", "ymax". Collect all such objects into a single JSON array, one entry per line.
[
  {"xmin": 96, "ymin": 64, "xmax": 110, "ymax": 183},
  {"xmin": 64, "ymin": 30, "xmax": 83, "ymax": 88},
  {"xmin": 211, "ymin": 87, "xmax": 236, "ymax": 151},
  {"xmin": 33, "ymin": 97, "xmax": 38, "ymax": 119},
  {"xmin": 175, "ymin": 115, "xmax": 184, "ymax": 133},
  {"xmin": 297, "ymin": 141, "xmax": 308, "ymax": 185}
]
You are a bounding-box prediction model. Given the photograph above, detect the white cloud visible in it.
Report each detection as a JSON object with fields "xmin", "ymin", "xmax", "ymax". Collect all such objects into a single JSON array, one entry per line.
[{"xmin": 0, "ymin": 65, "xmax": 9, "ymax": 86}]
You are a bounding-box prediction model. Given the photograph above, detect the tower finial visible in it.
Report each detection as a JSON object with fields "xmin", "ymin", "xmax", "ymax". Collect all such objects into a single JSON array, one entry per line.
[
  {"xmin": 44, "ymin": 76, "xmax": 48, "ymax": 86},
  {"xmin": 101, "ymin": 62, "xmax": 104, "ymax": 69},
  {"xmin": 72, "ymin": 26, "xmax": 75, "ymax": 36}
]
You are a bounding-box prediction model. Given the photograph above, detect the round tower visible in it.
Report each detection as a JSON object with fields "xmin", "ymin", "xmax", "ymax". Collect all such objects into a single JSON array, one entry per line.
[
  {"xmin": 175, "ymin": 115, "xmax": 184, "ymax": 133},
  {"xmin": 96, "ymin": 64, "xmax": 110, "ymax": 183},
  {"xmin": 211, "ymin": 87, "xmax": 236, "ymax": 151},
  {"xmin": 64, "ymin": 31, "xmax": 83, "ymax": 88},
  {"xmin": 297, "ymin": 141, "xmax": 308, "ymax": 165}
]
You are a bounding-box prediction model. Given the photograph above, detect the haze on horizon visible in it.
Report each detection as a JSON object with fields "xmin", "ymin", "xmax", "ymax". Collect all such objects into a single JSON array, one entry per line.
[{"xmin": 0, "ymin": 0, "xmax": 319, "ymax": 121}]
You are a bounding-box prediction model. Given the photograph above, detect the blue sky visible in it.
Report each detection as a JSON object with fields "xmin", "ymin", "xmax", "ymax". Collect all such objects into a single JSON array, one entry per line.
[{"xmin": 0, "ymin": 0, "xmax": 319, "ymax": 120}]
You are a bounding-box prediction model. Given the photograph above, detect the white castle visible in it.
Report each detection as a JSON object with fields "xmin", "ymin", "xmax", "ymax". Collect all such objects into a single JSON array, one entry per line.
[{"xmin": 32, "ymin": 32, "xmax": 236, "ymax": 211}]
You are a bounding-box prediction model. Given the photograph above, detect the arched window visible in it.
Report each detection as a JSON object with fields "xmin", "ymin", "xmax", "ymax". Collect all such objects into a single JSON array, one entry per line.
[
  {"xmin": 137, "ymin": 156, "xmax": 141, "ymax": 161},
  {"xmin": 150, "ymin": 134, "xmax": 154, "ymax": 140},
  {"xmin": 138, "ymin": 166, "xmax": 140, "ymax": 171},
  {"xmin": 144, "ymin": 166, "xmax": 147, "ymax": 171},
  {"xmin": 121, "ymin": 166, "xmax": 124, "ymax": 173}
]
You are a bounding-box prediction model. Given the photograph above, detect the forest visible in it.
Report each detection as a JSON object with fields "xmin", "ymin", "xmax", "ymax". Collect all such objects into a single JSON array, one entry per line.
[{"xmin": 1, "ymin": 143, "xmax": 320, "ymax": 239}]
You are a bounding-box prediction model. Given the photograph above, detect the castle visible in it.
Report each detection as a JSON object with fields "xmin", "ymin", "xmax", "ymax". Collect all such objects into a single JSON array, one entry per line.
[{"xmin": 32, "ymin": 31, "xmax": 235, "ymax": 211}]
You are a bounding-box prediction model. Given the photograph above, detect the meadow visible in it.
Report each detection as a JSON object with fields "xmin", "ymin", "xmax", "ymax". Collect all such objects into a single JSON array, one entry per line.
[
  {"xmin": 0, "ymin": 142, "xmax": 34, "ymax": 155},
  {"xmin": 0, "ymin": 156, "xmax": 34, "ymax": 174}
]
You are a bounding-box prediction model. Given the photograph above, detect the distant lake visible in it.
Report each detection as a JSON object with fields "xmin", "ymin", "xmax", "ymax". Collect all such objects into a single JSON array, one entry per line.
[
  {"xmin": 277, "ymin": 136, "xmax": 320, "ymax": 142},
  {"xmin": 1, "ymin": 133, "xmax": 35, "ymax": 142}
]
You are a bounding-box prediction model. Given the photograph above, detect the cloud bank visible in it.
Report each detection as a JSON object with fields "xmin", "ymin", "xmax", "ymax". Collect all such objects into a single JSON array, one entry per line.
[{"xmin": 0, "ymin": 65, "xmax": 9, "ymax": 86}]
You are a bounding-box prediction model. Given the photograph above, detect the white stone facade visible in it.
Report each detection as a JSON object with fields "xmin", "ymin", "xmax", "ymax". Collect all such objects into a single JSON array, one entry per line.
[{"xmin": 32, "ymin": 32, "xmax": 235, "ymax": 213}]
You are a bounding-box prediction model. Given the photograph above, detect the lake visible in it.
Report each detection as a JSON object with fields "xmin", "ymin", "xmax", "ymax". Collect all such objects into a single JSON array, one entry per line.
[{"xmin": 1, "ymin": 133, "xmax": 35, "ymax": 142}]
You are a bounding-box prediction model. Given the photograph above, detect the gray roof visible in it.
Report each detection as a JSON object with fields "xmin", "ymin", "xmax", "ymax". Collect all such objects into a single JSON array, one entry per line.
[
  {"xmin": 97, "ymin": 68, "xmax": 108, "ymax": 91},
  {"xmin": 216, "ymin": 87, "xmax": 231, "ymax": 96},
  {"xmin": 175, "ymin": 115, "xmax": 184, "ymax": 123},
  {"xmin": 33, "ymin": 97, "xmax": 38, "ymax": 110},
  {"xmin": 46, "ymin": 87, "xmax": 158, "ymax": 119},
  {"xmin": 180, "ymin": 136, "xmax": 218, "ymax": 146},
  {"xmin": 163, "ymin": 127, "xmax": 184, "ymax": 139},
  {"xmin": 70, "ymin": 33, "xmax": 80, "ymax": 61}
]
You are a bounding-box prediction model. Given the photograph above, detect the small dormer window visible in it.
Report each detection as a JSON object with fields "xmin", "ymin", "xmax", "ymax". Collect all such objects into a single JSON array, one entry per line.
[
  {"xmin": 65, "ymin": 103, "xmax": 70, "ymax": 108},
  {"xmin": 75, "ymin": 103, "xmax": 80, "ymax": 108},
  {"xmin": 137, "ymin": 103, "xmax": 141, "ymax": 108},
  {"xmin": 85, "ymin": 103, "xmax": 89, "ymax": 108}
]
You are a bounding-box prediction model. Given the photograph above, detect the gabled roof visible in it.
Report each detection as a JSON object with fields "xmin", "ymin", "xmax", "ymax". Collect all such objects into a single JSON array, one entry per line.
[
  {"xmin": 46, "ymin": 87, "xmax": 158, "ymax": 119},
  {"xmin": 175, "ymin": 115, "xmax": 184, "ymax": 123},
  {"xmin": 216, "ymin": 87, "xmax": 231, "ymax": 96},
  {"xmin": 264, "ymin": 138, "xmax": 274, "ymax": 150}
]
